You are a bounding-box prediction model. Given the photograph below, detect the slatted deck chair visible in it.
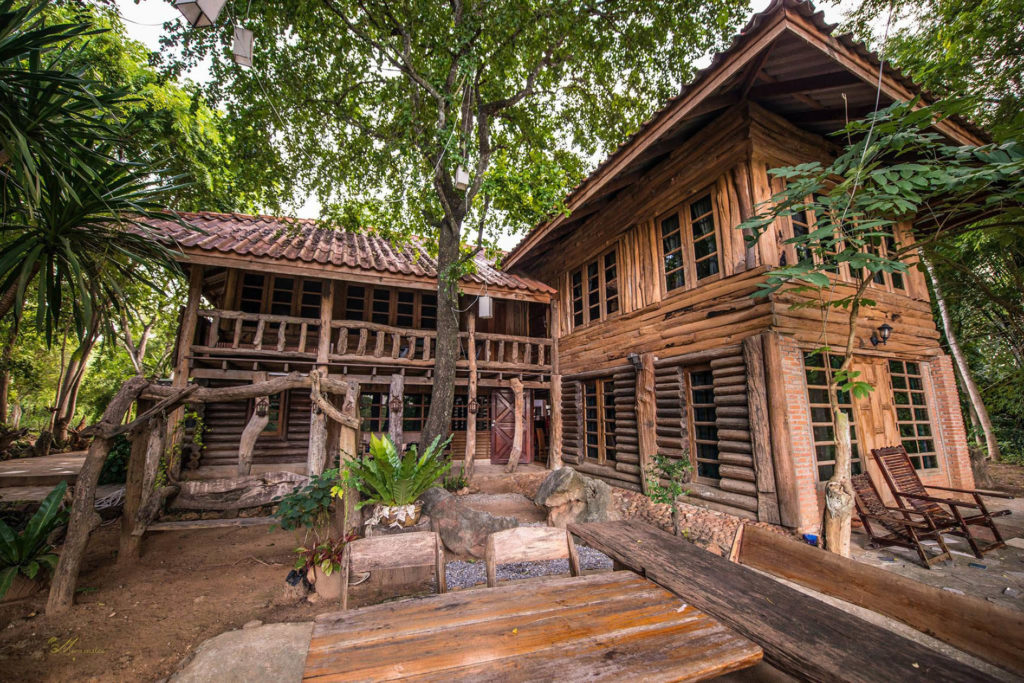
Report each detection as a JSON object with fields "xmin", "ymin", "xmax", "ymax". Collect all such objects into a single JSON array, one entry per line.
[
  {"xmin": 485, "ymin": 526, "xmax": 581, "ymax": 587},
  {"xmin": 340, "ymin": 531, "xmax": 446, "ymax": 610},
  {"xmin": 871, "ymin": 446, "xmax": 1014, "ymax": 558},
  {"xmin": 852, "ymin": 473, "xmax": 955, "ymax": 568}
]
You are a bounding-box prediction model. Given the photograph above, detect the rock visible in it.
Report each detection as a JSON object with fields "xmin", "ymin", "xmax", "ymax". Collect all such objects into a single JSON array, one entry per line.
[
  {"xmin": 170, "ymin": 622, "xmax": 313, "ymax": 683},
  {"xmin": 418, "ymin": 487, "xmax": 517, "ymax": 558},
  {"xmin": 534, "ymin": 468, "xmax": 619, "ymax": 528},
  {"xmin": 273, "ymin": 582, "xmax": 307, "ymax": 606},
  {"xmin": 243, "ymin": 620, "xmax": 263, "ymax": 630}
]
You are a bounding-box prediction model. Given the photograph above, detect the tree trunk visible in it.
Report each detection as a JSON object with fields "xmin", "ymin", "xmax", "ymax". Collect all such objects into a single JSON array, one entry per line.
[
  {"xmin": 463, "ymin": 311, "xmax": 478, "ymax": 480},
  {"xmin": 0, "ymin": 318, "xmax": 17, "ymax": 425},
  {"xmin": 504, "ymin": 377, "xmax": 525, "ymax": 473},
  {"xmin": 922, "ymin": 255, "xmax": 1000, "ymax": 462},
  {"xmin": 388, "ymin": 373, "xmax": 405, "ymax": 452},
  {"xmin": 422, "ymin": 219, "xmax": 461, "ymax": 449},
  {"xmin": 822, "ymin": 410, "xmax": 854, "ymax": 557},
  {"xmin": 47, "ymin": 377, "xmax": 149, "ymax": 614},
  {"xmin": 671, "ymin": 503, "xmax": 680, "ymax": 537},
  {"xmin": 53, "ymin": 326, "xmax": 98, "ymax": 446}
]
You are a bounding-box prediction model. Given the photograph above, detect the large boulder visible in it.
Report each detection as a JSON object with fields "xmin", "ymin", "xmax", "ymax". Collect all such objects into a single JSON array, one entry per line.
[
  {"xmin": 418, "ymin": 487, "xmax": 517, "ymax": 558},
  {"xmin": 534, "ymin": 468, "xmax": 619, "ymax": 528}
]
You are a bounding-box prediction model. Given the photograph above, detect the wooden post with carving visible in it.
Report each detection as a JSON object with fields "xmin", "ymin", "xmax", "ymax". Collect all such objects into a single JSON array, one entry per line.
[
  {"xmin": 334, "ymin": 381, "xmax": 361, "ymax": 539},
  {"xmin": 308, "ymin": 281, "xmax": 335, "ymax": 475},
  {"xmin": 505, "ymin": 377, "xmax": 525, "ymax": 473},
  {"xmin": 464, "ymin": 311, "xmax": 478, "ymax": 480},
  {"xmin": 635, "ymin": 353, "xmax": 657, "ymax": 495},
  {"xmin": 388, "ymin": 373, "xmax": 405, "ymax": 451}
]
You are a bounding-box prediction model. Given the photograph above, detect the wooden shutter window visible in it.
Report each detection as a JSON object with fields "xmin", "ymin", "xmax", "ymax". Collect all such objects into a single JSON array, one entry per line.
[
  {"xmin": 583, "ymin": 378, "xmax": 616, "ymax": 464},
  {"xmin": 568, "ymin": 247, "xmax": 620, "ymax": 330}
]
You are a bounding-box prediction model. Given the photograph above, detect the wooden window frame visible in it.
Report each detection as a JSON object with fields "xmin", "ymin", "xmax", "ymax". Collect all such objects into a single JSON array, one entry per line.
[
  {"xmin": 582, "ymin": 378, "xmax": 616, "ymax": 464},
  {"xmin": 359, "ymin": 392, "xmax": 389, "ymax": 433},
  {"xmin": 684, "ymin": 367, "xmax": 720, "ymax": 482},
  {"xmin": 802, "ymin": 351, "xmax": 864, "ymax": 482},
  {"xmin": 568, "ymin": 247, "xmax": 620, "ymax": 331},
  {"xmin": 657, "ymin": 187, "xmax": 724, "ymax": 296},
  {"xmin": 888, "ymin": 359, "xmax": 939, "ymax": 471},
  {"xmin": 235, "ymin": 272, "xmax": 323, "ymax": 319},
  {"xmin": 402, "ymin": 392, "xmax": 432, "ymax": 432},
  {"xmin": 341, "ymin": 284, "xmax": 438, "ymax": 330}
]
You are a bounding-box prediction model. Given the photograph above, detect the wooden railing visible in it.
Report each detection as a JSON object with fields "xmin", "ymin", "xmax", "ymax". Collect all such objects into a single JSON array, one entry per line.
[{"xmin": 192, "ymin": 309, "xmax": 552, "ymax": 372}]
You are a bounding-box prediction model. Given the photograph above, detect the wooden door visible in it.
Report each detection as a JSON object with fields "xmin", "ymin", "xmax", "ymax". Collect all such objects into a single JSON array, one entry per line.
[{"xmin": 490, "ymin": 389, "xmax": 533, "ymax": 465}]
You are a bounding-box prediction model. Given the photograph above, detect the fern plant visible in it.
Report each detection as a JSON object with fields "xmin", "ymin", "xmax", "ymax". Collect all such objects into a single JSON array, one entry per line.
[
  {"xmin": 348, "ymin": 434, "xmax": 452, "ymax": 507},
  {"xmin": 0, "ymin": 482, "xmax": 68, "ymax": 598}
]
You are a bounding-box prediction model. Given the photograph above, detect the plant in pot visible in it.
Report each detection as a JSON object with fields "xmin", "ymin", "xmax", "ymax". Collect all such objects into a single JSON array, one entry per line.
[
  {"xmin": 348, "ymin": 434, "xmax": 451, "ymax": 529},
  {"xmin": 273, "ymin": 468, "xmax": 355, "ymax": 598},
  {"xmin": 0, "ymin": 482, "xmax": 68, "ymax": 602}
]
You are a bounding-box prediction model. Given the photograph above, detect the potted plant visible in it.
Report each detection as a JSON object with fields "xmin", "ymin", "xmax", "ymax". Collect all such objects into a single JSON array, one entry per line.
[
  {"xmin": 0, "ymin": 482, "xmax": 68, "ymax": 602},
  {"xmin": 273, "ymin": 468, "xmax": 354, "ymax": 598},
  {"xmin": 347, "ymin": 434, "xmax": 451, "ymax": 528}
]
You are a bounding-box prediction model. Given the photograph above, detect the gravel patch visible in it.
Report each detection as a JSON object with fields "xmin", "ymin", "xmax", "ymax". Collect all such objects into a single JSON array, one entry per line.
[{"xmin": 445, "ymin": 544, "xmax": 613, "ymax": 590}]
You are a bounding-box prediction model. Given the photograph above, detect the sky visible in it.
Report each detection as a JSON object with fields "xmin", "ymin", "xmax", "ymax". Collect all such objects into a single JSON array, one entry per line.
[{"xmin": 116, "ymin": 1, "xmax": 853, "ymax": 247}]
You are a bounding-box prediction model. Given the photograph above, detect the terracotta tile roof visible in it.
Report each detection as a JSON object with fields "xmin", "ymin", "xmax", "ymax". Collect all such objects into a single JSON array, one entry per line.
[{"xmin": 150, "ymin": 211, "xmax": 555, "ymax": 295}]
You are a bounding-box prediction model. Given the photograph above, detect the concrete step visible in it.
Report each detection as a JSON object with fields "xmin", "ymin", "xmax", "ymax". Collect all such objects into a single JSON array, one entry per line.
[{"xmin": 457, "ymin": 492, "xmax": 547, "ymax": 525}]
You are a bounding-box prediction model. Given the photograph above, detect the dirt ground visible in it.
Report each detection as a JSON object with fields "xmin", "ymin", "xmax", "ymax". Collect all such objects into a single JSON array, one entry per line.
[{"xmin": 0, "ymin": 522, "xmax": 371, "ymax": 682}]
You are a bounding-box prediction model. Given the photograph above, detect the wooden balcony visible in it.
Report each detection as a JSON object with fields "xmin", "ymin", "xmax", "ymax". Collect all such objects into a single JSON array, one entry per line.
[{"xmin": 190, "ymin": 309, "xmax": 552, "ymax": 375}]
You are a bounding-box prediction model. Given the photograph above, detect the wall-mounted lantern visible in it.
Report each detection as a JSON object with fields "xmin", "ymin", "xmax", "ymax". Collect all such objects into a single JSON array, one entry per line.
[
  {"xmin": 478, "ymin": 294, "xmax": 493, "ymax": 319},
  {"xmin": 174, "ymin": 0, "xmax": 226, "ymax": 27},
  {"xmin": 232, "ymin": 26, "xmax": 254, "ymax": 67},
  {"xmin": 870, "ymin": 322, "xmax": 893, "ymax": 347},
  {"xmin": 627, "ymin": 352, "xmax": 642, "ymax": 372},
  {"xmin": 454, "ymin": 166, "xmax": 471, "ymax": 191}
]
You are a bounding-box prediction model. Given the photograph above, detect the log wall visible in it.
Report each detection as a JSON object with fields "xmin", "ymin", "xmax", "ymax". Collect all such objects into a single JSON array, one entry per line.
[{"xmin": 199, "ymin": 387, "xmax": 311, "ymax": 467}]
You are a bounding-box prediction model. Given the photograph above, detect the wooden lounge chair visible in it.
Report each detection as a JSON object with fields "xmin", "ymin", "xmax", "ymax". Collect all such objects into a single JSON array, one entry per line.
[
  {"xmin": 485, "ymin": 526, "xmax": 581, "ymax": 587},
  {"xmin": 871, "ymin": 445, "xmax": 1014, "ymax": 558},
  {"xmin": 851, "ymin": 473, "xmax": 954, "ymax": 568},
  {"xmin": 340, "ymin": 531, "xmax": 446, "ymax": 610}
]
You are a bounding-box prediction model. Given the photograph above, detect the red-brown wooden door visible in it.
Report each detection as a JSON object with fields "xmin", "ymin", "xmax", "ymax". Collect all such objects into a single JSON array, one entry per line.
[{"xmin": 490, "ymin": 389, "xmax": 533, "ymax": 465}]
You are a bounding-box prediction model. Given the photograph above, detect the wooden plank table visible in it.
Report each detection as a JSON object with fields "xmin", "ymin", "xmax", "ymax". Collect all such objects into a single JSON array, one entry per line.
[
  {"xmin": 569, "ymin": 520, "xmax": 998, "ymax": 683},
  {"xmin": 303, "ymin": 571, "xmax": 762, "ymax": 681}
]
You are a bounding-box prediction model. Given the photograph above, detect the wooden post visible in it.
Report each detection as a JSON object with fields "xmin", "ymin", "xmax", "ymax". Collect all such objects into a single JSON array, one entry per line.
[
  {"xmin": 504, "ymin": 377, "xmax": 525, "ymax": 473},
  {"xmin": 317, "ymin": 280, "xmax": 334, "ymax": 364},
  {"xmin": 119, "ymin": 399, "xmax": 153, "ymax": 564},
  {"xmin": 388, "ymin": 373, "xmax": 404, "ymax": 451},
  {"xmin": 239, "ymin": 397, "xmax": 270, "ymax": 476},
  {"xmin": 549, "ymin": 375, "xmax": 562, "ymax": 469},
  {"xmin": 635, "ymin": 353, "xmax": 657, "ymax": 494},
  {"xmin": 743, "ymin": 335, "xmax": 781, "ymax": 524},
  {"xmin": 308, "ymin": 282, "xmax": 335, "ymax": 475},
  {"xmin": 464, "ymin": 311, "xmax": 478, "ymax": 480},
  {"xmin": 334, "ymin": 381, "xmax": 361, "ymax": 539},
  {"xmin": 167, "ymin": 266, "xmax": 203, "ymax": 479},
  {"xmin": 763, "ymin": 332, "xmax": 800, "ymax": 528}
]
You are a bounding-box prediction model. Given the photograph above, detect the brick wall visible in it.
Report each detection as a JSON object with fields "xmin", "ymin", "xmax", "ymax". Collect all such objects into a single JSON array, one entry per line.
[
  {"xmin": 927, "ymin": 353, "xmax": 975, "ymax": 490},
  {"xmin": 777, "ymin": 335, "xmax": 822, "ymax": 532}
]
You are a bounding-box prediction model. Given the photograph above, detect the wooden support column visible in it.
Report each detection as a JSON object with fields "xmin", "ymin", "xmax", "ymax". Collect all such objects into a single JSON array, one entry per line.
[
  {"xmin": 388, "ymin": 373, "xmax": 405, "ymax": 450},
  {"xmin": 504, "ymin": 377, "xmax": 525, "ymax": 473},
  {"xmin": 464, "ymin": 311, "xmax": 478, "ymax": 480},
  {"xmin": 334, "ymin": 381, "xmax": 361, "ymax": 539},
  {"xmin": 308, "ymin": 282, "xmax": 335, "ymax": 475},
  {"xmin": 763, "ymin": 332, "xmax": 800, "ymax": 528},
  {"xmin": 635, "ymin": 353, "xmax": 657, "ymax": 495},
  {"xmin": 549, "ymin": 375, "xmax": 562, "ymax": 469},
  {"xmin": 119, "ymin": 399, "xmax": 152, "ymax": 564},
  {"xmin": 238, "ymin": 371, "xmax": 269, "ymax": 476},
  {"xmin": 167, "ymin": 266, "xmax": 203, "ymax": 478},
  {"xmin": 743, "ymin": 335, "xmax": 781, "ymax": 524}
]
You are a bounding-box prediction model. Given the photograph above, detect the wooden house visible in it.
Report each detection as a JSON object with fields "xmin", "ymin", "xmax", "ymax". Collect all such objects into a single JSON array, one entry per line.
[
  {"xmin": 155, "ymin": 212, "xmax": 556, "ymax": 477},
  {"xmin": 159, "ymin": 0, "xmax": 980, "ymax": 534},
  {"xmin": 503, "ymin": 0, "xmax": 982, "ymax": 531}
]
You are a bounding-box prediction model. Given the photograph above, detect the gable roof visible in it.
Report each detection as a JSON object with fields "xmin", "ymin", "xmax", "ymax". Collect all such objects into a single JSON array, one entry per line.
[
  {"xmin": 503, "ymin": 0, "xmax": 986, "ymax": 271},
  {"xmin": 151, "ymin": 211, "xmax": 554, "ymax": 301}
]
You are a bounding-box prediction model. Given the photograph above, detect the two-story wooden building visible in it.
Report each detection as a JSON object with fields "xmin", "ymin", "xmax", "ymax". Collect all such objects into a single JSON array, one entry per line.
[
  {"xmin": 159, "ymin": 0, "xmax": 981, "ymax": 534},
  {"xmin": 504, "ymin": 0, "xmax": 982, "ymax": 532},
  {"xmin": 155, "ymin": 212, "xmax": 556, "ymax": 476}
]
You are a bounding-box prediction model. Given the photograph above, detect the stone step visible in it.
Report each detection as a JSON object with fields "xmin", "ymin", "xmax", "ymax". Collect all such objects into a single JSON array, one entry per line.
[{"xmin": 456, "ymin": 492, "xmax": 547, "ymax": 525}]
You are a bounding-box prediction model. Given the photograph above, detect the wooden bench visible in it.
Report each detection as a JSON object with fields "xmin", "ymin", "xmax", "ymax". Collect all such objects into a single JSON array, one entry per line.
[{"xmin": 568, "ymin": 520, "xmax": 998, "ymax": 682}]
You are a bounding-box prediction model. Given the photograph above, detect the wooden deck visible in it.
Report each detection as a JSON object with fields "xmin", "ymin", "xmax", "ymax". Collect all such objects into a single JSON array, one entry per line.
[
  {"xmin": 304, "ymin": 572, "xmax": 762, "ymax": 681},
  {"xmin": 569, "ymin": 520, "xmax": 999, "ymax": 682}
]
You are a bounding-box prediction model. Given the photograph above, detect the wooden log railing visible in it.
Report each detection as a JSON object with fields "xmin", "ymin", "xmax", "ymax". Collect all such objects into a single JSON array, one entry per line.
[{"xmin": 191, "ymin": 309, "xmax": 553, "ymax": 372}]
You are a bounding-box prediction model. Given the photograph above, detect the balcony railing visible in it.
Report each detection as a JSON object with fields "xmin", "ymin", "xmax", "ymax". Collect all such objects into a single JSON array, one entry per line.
[{"xmin": 192, "ymin": 309, "xmax": 552, "ymax": 372}]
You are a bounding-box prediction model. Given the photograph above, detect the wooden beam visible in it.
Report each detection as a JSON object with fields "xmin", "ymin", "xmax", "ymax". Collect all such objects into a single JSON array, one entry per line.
[
  {"xmin": 167, "ymin": 265, "xmax": 204, "ymax": 477},
  {"xmin": 762, "ymin": 332, "xmax": 800, "ymax": 528},
  {"xmin": 635, "ymin": 353, "xmax": 656, "ymax": 495},
  {"xmin": 549, "ymin": 374, "xmax": 562, "ymax": 470},
  {"xmin": 388, "ymin": 373, "xmax": 405, "ymax": 451},
  {"xmin": 119, "ymin": 400, "xmax": 153, "ymax": 564},
  {"xmin": 464, "ymin": 311, "xmax": 479, "ymax": 479},
  {"xmin": 317, "ymin": 280, "xmax": 335, "ymax": 365},
  {"xmin": 735, "ymin": 524, "xmax": 1024, "ymax": 677},
  {"xmin": 742, "ymin": 335, "xmax": 780, "ymax": 524},
  {"xmin": 747, "ymin": 70, "xmax": 862, "ymax": 99},
  {"xmin": 334, "ymin": 380, "xmax": 361, "ymax": 539},
  {"xmin": 504, "ymin": 377, "xmax": 525, "ymax": 473}
]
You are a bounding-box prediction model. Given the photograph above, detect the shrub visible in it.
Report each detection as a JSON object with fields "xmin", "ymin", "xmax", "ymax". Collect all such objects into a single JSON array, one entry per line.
[{"xmin": 0, "ymin": 482, "xmax": 68, "ymax": 598}]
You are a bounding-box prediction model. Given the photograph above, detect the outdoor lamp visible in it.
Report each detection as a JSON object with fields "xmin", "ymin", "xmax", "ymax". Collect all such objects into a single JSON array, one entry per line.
[
  {"xmin": 454, "ymin": 166, "xmax": 471, "ymax": 191},
  {"xmin": 174, "ymin": 0, "xmax": 227, "ymax": 27},
  {"xmin": 627, "ymin": 352, "xmax": 642, "ymax": 372},
  {"xmin": 870, "ymin": 322, "xmax": 894, "ymax": 346},
  {"xmin": 232, "ymin": 27, "xmax": 254, "ymax": 67},
  {"xmin": 478, "ymin": 295, "xmax": 493, "ymax": 319}
]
